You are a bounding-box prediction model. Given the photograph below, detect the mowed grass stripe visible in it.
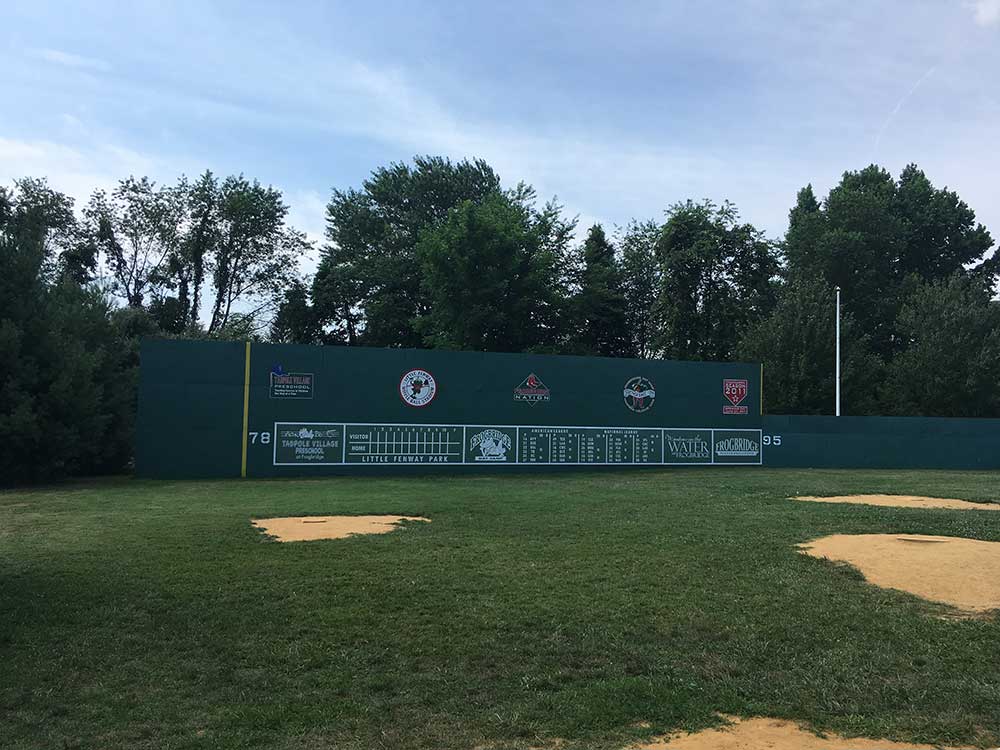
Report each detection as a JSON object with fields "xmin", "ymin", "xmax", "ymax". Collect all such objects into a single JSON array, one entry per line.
[{"xmin": 1, "ymin": 469, "xmax": 998, "ymax": 749}]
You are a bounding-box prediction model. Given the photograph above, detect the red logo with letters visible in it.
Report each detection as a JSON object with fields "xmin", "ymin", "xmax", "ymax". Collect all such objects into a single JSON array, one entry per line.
[{"xmin": 723, "ymin": 379, "xmax": 748, "ymax": 414}]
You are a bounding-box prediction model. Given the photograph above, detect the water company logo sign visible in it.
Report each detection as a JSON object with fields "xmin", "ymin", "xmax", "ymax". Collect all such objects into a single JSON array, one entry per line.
[
  {"xmin": 723, "ymin": 378, "xmax": 749, "ymax": 414},
  {"xmin": 514, "ymin": 373, "xmax": 550, "ymax": 404},
  {"xmin": 469, "ymin": 429, "xmax": 511, "ymax": 461},
  {"xmin": 399, "ymin": 369, "xmax": 437, "ymax": 407},
  {"xmin": 714, "ymin": 435, "xmax": 760, "ymax": 458},
  {"xmin": 623, "ymin": 376, "xmax": 656, "ymax": 412},
  {"xmin": 664, "ymin": 431, "xmax": 711, "ymax": 463}
]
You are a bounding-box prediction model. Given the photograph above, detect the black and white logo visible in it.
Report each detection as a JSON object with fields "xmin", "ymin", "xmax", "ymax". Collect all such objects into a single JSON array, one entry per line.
[
  {"xmin": 469, "ymin": 429, "xmax": 511, "ymax": 461},
  {"xmin": 714, "ymin": 435, "xmax": 760, "ymax": 457},
  {"xmin": 399, "ymin": 369, "xmax": 437, "ymax": 407}
]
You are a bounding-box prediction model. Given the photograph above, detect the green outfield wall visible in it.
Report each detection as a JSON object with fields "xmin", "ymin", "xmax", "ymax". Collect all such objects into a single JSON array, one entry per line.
[
  {"xmin": 760, "ymin": 414, "xmax": 1000, "ymax": 469},
  {"xmin": 136, "ymin": 339, "xmax": 763, "ymax": 478},
  {"xmin": 136, "ymin": 339, "xmax": 1000, "ymax": 477}
]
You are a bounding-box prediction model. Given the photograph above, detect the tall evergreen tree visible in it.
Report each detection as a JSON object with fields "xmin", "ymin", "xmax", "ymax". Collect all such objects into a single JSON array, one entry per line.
[
  {"xmin": 271, "ymin": 279, "xmax": 324, "ymax": 344},
  {"xmin": 618, "ymin": 220, "xmax": 662, "ymax": 359},
  {"xmin": 571, "ymin": 224, "xmax": 629, "ymax": 357},
  {"xmin": 0, "ymin": 179, "xmax": 140, "ymax": 483}
]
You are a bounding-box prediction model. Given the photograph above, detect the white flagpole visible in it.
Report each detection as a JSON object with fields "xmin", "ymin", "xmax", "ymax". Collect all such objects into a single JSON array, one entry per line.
[{"xmin": 835, "ymin": 285, "xmax": 841, "ymax": 417}]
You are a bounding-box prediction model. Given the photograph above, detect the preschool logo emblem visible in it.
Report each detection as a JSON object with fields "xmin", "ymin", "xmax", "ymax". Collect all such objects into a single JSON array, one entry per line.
[
  {"xmin": 469, "ymin": 429, "xmax": 511, "ymax": 462},
  {"xmin": 514, "ymin": 373, "xmax": 550, "ymax": 404},
  {"xmin": 723, "ymin": 378, "xmax": 749, "ymax": 414},
  {"xmin": 623, "ymin": 376, "xmax": 656, "ymax": 412},
  {"xmin": 268, "ymin": 364, "xmax": 315, "ymax": 399},
  {"xmin": 399, "ymin": 369, "xmax": 437, "ymax": 407}
]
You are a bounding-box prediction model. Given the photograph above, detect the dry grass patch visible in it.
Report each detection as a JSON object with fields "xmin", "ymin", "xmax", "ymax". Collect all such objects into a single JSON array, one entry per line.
[
  {"xmin": 798, "ymin": 534, "xmax": 1000, "ymax": 616},
  {"xmin": 636, "ymin": 715, "xmax": 972, "ymax": 749},
  {"xmin": 793, "ymin": 494, "xmax": 1000, "ymax": 511},
  {"xmin": 252, "ymin": 514, "xmax": 429, "ymax": 542}
]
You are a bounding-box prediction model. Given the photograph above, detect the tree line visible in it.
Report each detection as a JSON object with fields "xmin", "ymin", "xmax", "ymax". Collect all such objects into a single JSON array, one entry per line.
[{"xmin": 2, "ymin": 156, "xmax": 997, "ymax": 483}]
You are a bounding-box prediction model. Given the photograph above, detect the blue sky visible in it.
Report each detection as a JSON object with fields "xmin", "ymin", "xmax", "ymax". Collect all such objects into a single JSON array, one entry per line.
[{"xmin": 2, "ymin": 1, "xmax": 998, "ymax": 274}]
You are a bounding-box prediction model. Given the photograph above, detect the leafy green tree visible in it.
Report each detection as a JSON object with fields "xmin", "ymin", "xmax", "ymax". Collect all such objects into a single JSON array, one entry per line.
[
  {"xmin": 653, "ymin": 200, "xmax": 780, "ymax": 361},
  {"xmin": 784, "ymin": 164, "xmax": 995, "ymax": 359},
  {"xmin": 207, "ymin": 175, "xmax": 307, "ymax": 334},
  {"xmin": 314, "ymin": 156, "xmax": 502, "ymax": 346},
  {"xmin": 85, "ymin": 172, "xmax": 306, "ymax": 336},
  {"xmin": 885, "ymin": 276, "xmax": 1000, "ymax": 417},
  {"xmin": 569, "ymin": 224, "xmax": 629, "ymax": 357},
  {"xmin": 895, "ymin": 164, "xmax": 996, "ymax": 282},
  {"xmin": 415, "ymin": 190, "xmax": 574, "ymax": 352},
  {"xmin": 0, "ymin": 179, "xmax": 138, "ymax": 483},
  {"xmin": 158, "ymin": 171, "xmax": 219, "ymax": 330},
  {"xmin": 83, "ymin": 176, "xmax": 184, "ymax": 308},
  {"xmin": 737, "ymin": 276, "xmax": 882, "ymax": 415},
  {"xmin": 618, "ymin": 220, "xmax": 662, "ymax": 359}
]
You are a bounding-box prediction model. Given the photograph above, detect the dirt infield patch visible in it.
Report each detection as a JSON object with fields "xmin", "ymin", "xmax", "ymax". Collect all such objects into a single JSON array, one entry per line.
[
  {"xmin": 793, "ymin": 494, "xmax": 1000, "ymax": 511},
  {"xmin": 636, "ymin": 715, "xmax": 971, "ymax": 749},
  {"xmin": 252, "ymin": 515, "xmax": 429, "ymax": 542},
  {"xmin": 798, "ymin": 534, "xmax": 1000, "ymax": 616}
]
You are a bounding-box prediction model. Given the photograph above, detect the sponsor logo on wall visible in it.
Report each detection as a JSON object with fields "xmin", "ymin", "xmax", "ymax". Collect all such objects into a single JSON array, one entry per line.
[
  {"xmin": 663, "ymin": 430, "xmax": 712, "ymax": 463},
  {"xmin": 713, "ymin": 431, "xmax": 761, "ymax": 463},
  {"xmin": 469, "ymin": 429, "xmax": 512, "ymax": 462},
  {"xmin": 723, "ymin": 378, "xmax": 749, "ymax": 414},
  {"xmin": 274, "ymin": 423, "xmax": 343, "ymax": 463},
  {"xmin": 399, "ymin": 369, "xmax": 437, "ymax": 407},
  {"xmin": 269, "ymin": 364, "xmax": 315, "ymax": 399},
  {"xmin": 623, "ymin": 376, "xmax": 656, "ymax": 412},
  {"xmin": 514, "ymin": 373, "xmax": 550, "ymax": 404}
]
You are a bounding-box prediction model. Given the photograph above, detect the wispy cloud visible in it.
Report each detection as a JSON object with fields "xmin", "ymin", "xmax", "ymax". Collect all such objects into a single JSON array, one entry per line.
[
  {"xmin": 968, "ymin": 0, "xmax": 1000, "ymax": 26},
  {"xmin": 3, "ymin": 1, "xmax": 999, "ymax": 252},
  {"xmin": 31, "ymin": 47, "xmax": 112, "ymax": 73},
  {"xmin": 0, "ymin": 136, "xmax": 160, "ymax": 206}
]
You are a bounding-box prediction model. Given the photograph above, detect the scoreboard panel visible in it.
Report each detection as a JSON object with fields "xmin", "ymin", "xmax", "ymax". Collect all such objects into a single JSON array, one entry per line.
[{"xmin": 273, "ymin": 422, "xmax": 761, "ymax": 467}]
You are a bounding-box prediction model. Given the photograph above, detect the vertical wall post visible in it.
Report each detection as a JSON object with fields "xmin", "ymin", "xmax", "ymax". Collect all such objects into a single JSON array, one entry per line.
[
  {"xmin": 241, "ymin": 341, "xmax": 251, "ymax": 477},
  {"xmin": 835, "ymin": 286, "xmax": 841, "ymax": 417},
  {"xmin": 760, "ymin": 363, "xmax": 764, "ymax": 416}
]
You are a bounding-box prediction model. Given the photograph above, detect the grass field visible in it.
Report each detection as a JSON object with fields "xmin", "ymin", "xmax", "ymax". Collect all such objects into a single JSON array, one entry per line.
[{"xmin": 2, "ymin": 469, "xmax": 1000, "ymax": 749}]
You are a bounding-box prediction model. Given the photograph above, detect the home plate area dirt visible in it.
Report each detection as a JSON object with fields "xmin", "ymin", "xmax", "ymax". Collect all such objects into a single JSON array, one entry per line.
[
  {"xmin": 798, "ymin": 534, "xmax": 1000, "ymax": 616},
  {"xmin": 635, "ymin": 716, "xmax": 975, "ymax": 749},
  {"xmin": 251, "ymin": 515, "xmax": 429, "ymax": 542},
  {"xmin": 793, "ymin": 494, "xmax": 1000, "ymax": 511}
]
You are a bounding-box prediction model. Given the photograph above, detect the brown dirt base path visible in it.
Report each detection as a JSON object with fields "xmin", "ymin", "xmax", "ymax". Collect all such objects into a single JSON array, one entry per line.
[
  {"xmin": 252, "ymin": 515, "xmax": 429, "ymax": 542},
  {"xmin": 798, "ymin": 534, "xmax": 1000, "ymax": 616},
  {"xmin": 636, "ymin": 715, "xmax": 974, "ymax": 749},
  {"xmin": 793, "ymin": 494, "xmax": 1000, "ymax": 511}
]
